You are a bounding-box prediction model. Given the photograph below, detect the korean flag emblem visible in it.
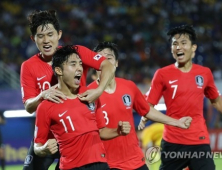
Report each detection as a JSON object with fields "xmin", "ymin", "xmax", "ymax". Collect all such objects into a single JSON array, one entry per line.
[
  {"xmin": 93, "ymin": 54, "xmax": 102, "ymax": 61},
  {"xmin": 195, "ymin": 75, "xmax": 204, "ymax": 87},
  {"xmin": 87, "ymin": 102, "xmax": 96, "ymax": 111},
  {"xmin": 122, "ymin": 94, "xmax": 132, "ymax": 107}
]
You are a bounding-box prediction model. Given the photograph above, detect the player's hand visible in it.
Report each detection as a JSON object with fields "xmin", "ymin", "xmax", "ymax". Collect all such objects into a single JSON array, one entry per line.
[
  {"xmin": 117, "ymin": 121, "xmax": 131, "ymax": 136},
  {"xmin": 138, "ymin": 116, "xmax": 148, "ymax": 130},
  {"xmin": 41, "ymin": 84, "xmax": 67, "ymax": 103},
  {"xmin": 77, "ymin": 88, "xmax": 102, "ymax": 103},
  {"xmin": 178, "ymin": 116, "xmax": 192, "ymax": 129},
  {"xmin": 44, "ymin": 139, "xmax": 58, "ymax": 155}
]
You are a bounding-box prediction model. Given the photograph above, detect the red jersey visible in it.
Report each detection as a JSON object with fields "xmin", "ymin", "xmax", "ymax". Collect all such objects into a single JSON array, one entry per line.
[
  {"xmin": 88, "ymin": 77, "xmax": 150, "ymax": 170},
  {"xmin": 34, "ymin": 86, "xmax": 107, "ymax": 169},
  {"xmin": 146, "ymin": 64, "xmax": 220, "ymax": 145},
  {"xmin": 20, "ymin": 45, "xmax": 105, "ymax": 103}
]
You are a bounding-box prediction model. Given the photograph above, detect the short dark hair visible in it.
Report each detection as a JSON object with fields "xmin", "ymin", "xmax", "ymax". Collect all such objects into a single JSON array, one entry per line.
[
  {"xmin": 27, "ymin": 10, "xmax": 60, "ymax": 36},
  {"xmin": 93, "ymin": 41, "xmax": 119, "ymax": 60},
  {"xmin": 52, "ymin": 45, "xmax": 79, "ymax": 76},
  {"xmin": 167, "ymin": 25, "xmax": 197, "ymax": 44}
]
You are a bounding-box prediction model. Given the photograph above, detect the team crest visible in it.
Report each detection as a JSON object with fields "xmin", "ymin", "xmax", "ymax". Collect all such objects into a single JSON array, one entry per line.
[
  {"xmin": 24, "ymin": 155, "xmax": 33, "ymax": 165},
  {"xmin": 86, "ymin": 102, "xmax": 96, "ymax": 111},
  {"xmin": 195, "ymin": 75, "xmax": 204, "ymax": 86},
  {"xmin": 122, "ymin": 94, "xmax": 132, "ymax": 107}
]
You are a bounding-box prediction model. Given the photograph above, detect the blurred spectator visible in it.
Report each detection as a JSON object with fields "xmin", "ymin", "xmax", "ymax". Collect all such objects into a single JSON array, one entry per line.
[{"xmin": 0, "ymin": 0, "xmax": 221, "ymax": 87}]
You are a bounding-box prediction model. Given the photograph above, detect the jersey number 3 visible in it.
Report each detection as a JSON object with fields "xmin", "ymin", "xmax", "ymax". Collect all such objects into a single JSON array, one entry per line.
[{"xmin": 102, "ymin": 111, "xmax": 109, "ymax": 125}]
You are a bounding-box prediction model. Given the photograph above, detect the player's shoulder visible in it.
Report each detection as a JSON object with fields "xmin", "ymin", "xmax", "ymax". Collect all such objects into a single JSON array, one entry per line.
[
  {"xmin": 38, "ymin": 99, "xmax": 55, "ymax": 110},
  {"xmin": 22, "ymin": 53, "xmax": 41, "ymax": 66},
  {"xmin": 192, "ymin": 64, "xmax": 211, "ymax": 72},
  {"xmin": 116, "ymin": 77, "xmax": 133, "ymax": 83},
  {"xmin": 150, "ymin": 65, "xmax": 174, "ymax": 78},
  {"xmin": 78, "ymin": 86, "xmax": 91, "ymax": 93},
  {"xmin": 158, "ymin": 64, "xmax": 175, "ymax": 72},
  {"xmin": 115, "ymin": 77, "xmax": 137, "ymax": 88}
]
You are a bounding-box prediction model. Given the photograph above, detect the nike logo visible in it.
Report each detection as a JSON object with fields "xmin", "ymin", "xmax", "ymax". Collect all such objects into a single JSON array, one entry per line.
[
  {"xmin": 37, "ymin": 75, "xmax": 46, "ymax": 81},
  {"xmin": 101, "ymin": 104, "xmax": 106, "ymax": 108},
  {"xmin": 169, "ymin": 80, "xmax": 178, "ymax": 84},
  {"xmin": 58, "ymin": 110, "xmax": 68, "ymax": 117}
]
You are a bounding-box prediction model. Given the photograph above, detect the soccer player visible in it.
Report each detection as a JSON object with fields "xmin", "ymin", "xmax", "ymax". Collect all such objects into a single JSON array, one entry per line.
[
  {"xmin": 20, "ymin": 10, "xmax": 115, "ymax": 170},
  {"xmin": 34, "ymin": 45, "xmax": 130, "ymax": 170},
  {"xmin": 88, "ymin": 41, "xmax": 192, "ymax": 170},
  {"xmin": 140, "ymin": 25, "xmax": 222, "ymax": 170}
]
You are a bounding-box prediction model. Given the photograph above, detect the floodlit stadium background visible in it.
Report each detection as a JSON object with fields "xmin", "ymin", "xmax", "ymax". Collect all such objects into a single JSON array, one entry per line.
[{"xmin": 0, "ymin": 1, "xmax": 222, "ymax": 169}]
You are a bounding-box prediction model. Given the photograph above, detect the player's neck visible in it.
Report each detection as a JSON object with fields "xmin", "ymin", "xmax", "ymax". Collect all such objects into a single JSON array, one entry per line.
[
  {"xmin": 175, "ymin": 61, "xmax": 193, "ymax": 73},
  {"xmin": 57, "ymin": 83, "xmax": 78, "ymax": 99},
  {"xmin": 97, "ymin": 77, "xmax": 116, "ymax": 94},
  {"xmin": 40, "ymin": 53, "xmax": 52, "ymax": 65}
]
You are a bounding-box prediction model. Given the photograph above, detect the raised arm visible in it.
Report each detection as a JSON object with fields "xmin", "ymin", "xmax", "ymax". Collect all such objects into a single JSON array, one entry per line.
[{"xmin": 78, "ymin": 59, "xmax": 115, "ymax": 103}]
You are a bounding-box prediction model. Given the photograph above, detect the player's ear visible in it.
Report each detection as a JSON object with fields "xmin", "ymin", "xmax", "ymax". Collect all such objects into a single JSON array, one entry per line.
[
  {"xmin": 192, "ymin": 44, "xmax": 197, "ymax": 52},
  {"xmin": 58, "ymin": 30, "xmax": 62, "ymax": 40},
  {"xmin": 115, "ymin": 61, "xmax": 118, "ymax": 68},
  {"xmin": 30, "ymin": 35, "xmax": 35, "ymax": 42},
  {"xmin": 55, "ymin": 67, "xmax": 63, "ymax": 76}
]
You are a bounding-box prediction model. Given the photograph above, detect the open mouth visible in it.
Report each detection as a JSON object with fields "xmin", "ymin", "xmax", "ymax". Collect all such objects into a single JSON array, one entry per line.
[
  {"xmin": 74, "ymin": 75, "xmax": 81, "ymax": 80},
  {"xmin": 177, "ymin": 52, "xmax": 184, "ymax": 58},
  {"xmin": 43, "ymin": 45, "xmax": 52, "ymax": 51}
]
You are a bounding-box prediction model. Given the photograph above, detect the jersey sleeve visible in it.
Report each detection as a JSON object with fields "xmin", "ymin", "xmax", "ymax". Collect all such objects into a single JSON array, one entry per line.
[
  {"xmin": 95, "ymin": 99, "xmax": 106, "ymax": 129},
  {"xmin": 20, "ymin": 62, "xmax": 39, "ymax": 103},
  {"xmin": 34, "ymin": 102, "xmax": 51, "ymax": 144},
  {"xmin": 204, "ymin": 68, "xmax": 221, "ymax": 99},
  {"xmin": 146, "ymin": 69, "xmax": 164, "ymax": 105},
  {"xmin": 75, "ymin": 45, "xmax": 106, "ymax": 70},
  {"xmin": 129, "ymin": 81, "xmax": 150, "ymax": 116}
]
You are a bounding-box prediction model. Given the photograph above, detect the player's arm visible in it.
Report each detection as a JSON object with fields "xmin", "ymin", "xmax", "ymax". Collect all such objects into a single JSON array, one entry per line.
[
  {"xmin": 95, "ymin": 98, "xmax": 130, "ymax": 139},
  {"xmin": 142, "ymin": 104, "xmax": 192, "ymax": 129},
  {"xmin": 24, "ymin": 85, "xmax": 66, "ymax": 114},
  {"xmin": 34, "ymin": 103, "xmax": 58, "ymax": 157},
  {"xmin": 99, "ymin": 121, "xmax": 131, "ymax": 140},
  {"xmin": 78, "ymin": 59, "xmax": 115, "ymax": 103},
  {"xmin": 34, "ymin": 139, "xmax": 58, "ymax": 157},
  {"xmin": 210, "ymin": 96, "xmax": 222, "ymax": 113},
  {"xmin": 77, "ymin": 45, "xmax": 115, "ymax": 103}
]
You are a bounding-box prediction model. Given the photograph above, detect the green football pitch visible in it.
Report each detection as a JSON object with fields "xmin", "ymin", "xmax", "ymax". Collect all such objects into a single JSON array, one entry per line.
[{"xmin": 4, "ymin": 158, "xmax": 222, "ymax": 170}]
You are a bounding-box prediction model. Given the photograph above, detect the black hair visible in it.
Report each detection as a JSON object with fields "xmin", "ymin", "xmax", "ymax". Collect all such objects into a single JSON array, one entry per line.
[
  {"xmin": 52, "ymin": 45, "xmax": 79, "ymax": 76},
  {"xmin": 167, "ymin": 25, "xmax": 197, "ymax": 44},
  {"xmin": 27, "ymin": 10, "xmax": 60, "ymax": 36},
  {"xmin": 93, "ymin": 41, "xmax": 119, "ymax": 60}
]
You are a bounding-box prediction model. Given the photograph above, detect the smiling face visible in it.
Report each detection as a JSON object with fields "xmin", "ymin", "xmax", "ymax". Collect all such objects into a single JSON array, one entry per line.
[
  {"xmin": 171, "ymin": 33, "xmax": 197, "ymax": 66},
  {"xmin": 56, "ymin": 53, "xmax": 83, "ymax": 90},
  {"xmin": 31, "ymin": 24, "xmax": 62, "ymax": 59}
]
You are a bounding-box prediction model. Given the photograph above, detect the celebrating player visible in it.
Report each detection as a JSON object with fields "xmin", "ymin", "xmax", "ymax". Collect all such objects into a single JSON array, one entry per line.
[
  {"xmin": 88, "ymin": 41, "xmax": 192, "ymax": 170},
  {"xmin": 141, "ymin": 25, "xmax": 222, "ymax": 170},
  {"xmin": 20, "ymin": 10, "xmax": 115, "ymax": 170}
]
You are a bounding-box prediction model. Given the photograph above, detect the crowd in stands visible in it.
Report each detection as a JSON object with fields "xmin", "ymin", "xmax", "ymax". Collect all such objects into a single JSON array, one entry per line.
[{"xmin": 0, "ymin": 0, "xmax": 222, "ymax": 90}]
